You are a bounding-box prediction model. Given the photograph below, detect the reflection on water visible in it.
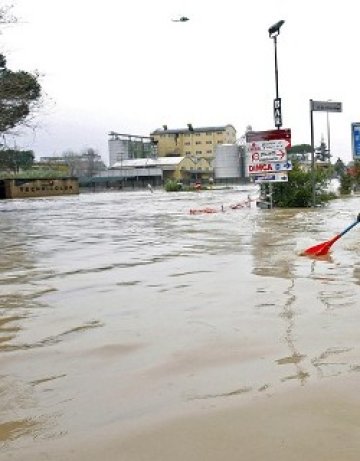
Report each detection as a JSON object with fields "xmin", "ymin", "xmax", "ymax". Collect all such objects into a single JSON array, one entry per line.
[{"xmin": 0, "ymin": 190, "xmax": 359, "ymax": 456}]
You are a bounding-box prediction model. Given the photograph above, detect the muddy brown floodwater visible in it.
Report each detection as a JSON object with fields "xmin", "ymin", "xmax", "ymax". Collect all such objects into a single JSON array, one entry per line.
[{"xmin": 0, "ymin": 187, "xmax": 359, "ymax": 460}]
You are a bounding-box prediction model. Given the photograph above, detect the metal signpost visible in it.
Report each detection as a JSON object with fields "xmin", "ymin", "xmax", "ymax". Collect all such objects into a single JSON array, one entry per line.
[{"xmin": 309, "ymin": 100, "xmax": 342, "ymax": 207}]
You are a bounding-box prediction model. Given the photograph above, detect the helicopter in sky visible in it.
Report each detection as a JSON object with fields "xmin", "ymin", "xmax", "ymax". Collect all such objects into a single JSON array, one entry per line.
[{"xmin": 171, "ymin": 16, "xmax": 189, "ymax": 22}]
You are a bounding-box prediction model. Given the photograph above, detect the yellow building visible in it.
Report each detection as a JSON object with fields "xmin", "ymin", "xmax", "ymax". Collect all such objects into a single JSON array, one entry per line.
[{"xmin": 150, "ymin": 124, "xmax": 237, "ymax": 161}]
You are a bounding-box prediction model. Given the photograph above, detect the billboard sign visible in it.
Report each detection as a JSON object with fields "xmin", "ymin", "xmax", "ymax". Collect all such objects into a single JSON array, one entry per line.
[{"xmin": 351, "ymin": 123, "xmax": 360, "ymax": 159}]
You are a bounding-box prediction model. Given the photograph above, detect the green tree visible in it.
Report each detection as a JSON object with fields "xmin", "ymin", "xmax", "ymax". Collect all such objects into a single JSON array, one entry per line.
[
  {"xmin": 339, "ymin": 172, "xmax": 352, "ymax": 195},
  {"xmin": 271, "ymin": 161, "xmax": 334, "ymax": 207},
  {"xmin": 1, "ymin": 5, "xmax": 41, "ymax": 135},
  {"xmin": 0, "ymin": 54, "xmax": 41, "ymax": 134},
  {"xmin": 0, "ymin": 149, "xmax": 34, "ymax": 174},
  {"xmin": 352, "ymin": 160, "xmax": 360, "ymax": 190},
  {"xmin": 334, "ymin": 157, "xmax": 346, "ymax": 177}
]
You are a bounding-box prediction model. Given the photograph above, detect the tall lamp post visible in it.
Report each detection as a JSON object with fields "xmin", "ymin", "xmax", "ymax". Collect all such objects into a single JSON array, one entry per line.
[{"xmin": 268, "ymin": 20, "xmax": 285, "ymax": 129}]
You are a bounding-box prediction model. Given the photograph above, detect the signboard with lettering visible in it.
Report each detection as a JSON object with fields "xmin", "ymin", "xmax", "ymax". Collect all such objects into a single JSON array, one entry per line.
[
  {"xmin": 246, "ymin": 129, "xmax": 291, "ymax": 146},
  {"xmin": 248, "ymin": 161, "xmax": 292, "ymax": 175},
  {"xmin": 311, "ymin": 100, "xmax": 342, "ymax": 112},
  {"xmin": 245, "ymin": 129, "xmax": 292, "ymax": 181},
  {"xmin": 249, "ymin": 150, "xmax": 286, "ymax": 163},
  {"xmin": 274, "ymin": 98, "xmax": 282, "ymax": 128}
]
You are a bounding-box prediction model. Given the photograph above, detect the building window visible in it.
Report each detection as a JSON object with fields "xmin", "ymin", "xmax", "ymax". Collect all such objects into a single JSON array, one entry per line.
[
  {"xmin": 185, "ymin": 142, "xmax": 191, "ymax": 145},
  {"xmin": 196, "ymin": 151, "xmax": 202, "ymax": 154},
  {"xmin": 195, "ymin": 133, "xmax": 201, "ymax": 137},
  {"xmin": 217, "ymin": 141, "xmax": 222, "ymax": 144},
  {"xmin": 206, "ymin": 132, "xmax": 212, "ymax": 135},
  {"xmin": 206, "ymin": 141, "xmax": 212, "ymax": 144},
  {"xmin": 206, "ymin": 150, "xmax": 212, "ymax": 154},
  {"xmin": 216, "ymin": 131, "xmax": 223, "ymax": 135},
  {"xmin": 195, "ymin": 141, "xmax": 201, "ymax": 145},
  {"xmin": 186, "ymin": 151, "xmax": 191, "ymax": 155}
]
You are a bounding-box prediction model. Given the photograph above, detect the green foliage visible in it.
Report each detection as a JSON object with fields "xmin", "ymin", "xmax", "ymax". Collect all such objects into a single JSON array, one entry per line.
[
  {"xmin": 351, "ymin": 160, "xmax": 360, "ymax": 190},
  {"xmin": 271, "ymin": 161, "xmax": 335, "ymax": 207},
  {"xmin": 0, "ymin": 149, "xmax": 34, "ymax": 173},
  {"xmin": 0, "ymin": 54, "xmax": 41, "ymax": 134},
  {"xmin": 339, "ymin": 173, "xmax": 352, "ymax": 195},
  {"xmin": 334, "ymin": 157, "xmax": 346, "ymax": 177},
  {"xmin": 165, "ymin": 179, "xmax": 182, "ymax": 192}
]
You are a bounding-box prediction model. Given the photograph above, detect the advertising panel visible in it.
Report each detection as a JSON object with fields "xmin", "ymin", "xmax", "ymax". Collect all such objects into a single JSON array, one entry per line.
[{"xmin": 351, "ymin": 123, "xmax": 360, "ymax": 159}]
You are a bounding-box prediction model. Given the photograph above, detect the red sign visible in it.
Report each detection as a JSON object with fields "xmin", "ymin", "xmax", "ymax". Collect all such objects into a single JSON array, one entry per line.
[{"xmin": 246, "ymin": 129, "xmax": 291, "ymax": 147}]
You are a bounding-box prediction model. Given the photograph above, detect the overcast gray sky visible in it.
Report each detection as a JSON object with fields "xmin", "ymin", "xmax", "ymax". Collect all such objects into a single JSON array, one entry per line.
[{"xmin": 2, "ymin": 0, "xmax": 357, "ymax": 164}]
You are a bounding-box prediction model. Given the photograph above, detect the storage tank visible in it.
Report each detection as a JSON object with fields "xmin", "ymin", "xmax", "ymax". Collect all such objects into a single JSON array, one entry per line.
[
  {"xmin": 108, "ymin": 138, "xmax": 129, "ymax": 167},
  {"xmin": 214, "ymin": 144, "xmax": 241, "ymax": 179}
]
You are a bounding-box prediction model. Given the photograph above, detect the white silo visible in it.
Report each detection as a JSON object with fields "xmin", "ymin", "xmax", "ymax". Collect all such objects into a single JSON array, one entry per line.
[{"xmin": 214, "ymin": 144, "xmax": 241, "ymax": 179}]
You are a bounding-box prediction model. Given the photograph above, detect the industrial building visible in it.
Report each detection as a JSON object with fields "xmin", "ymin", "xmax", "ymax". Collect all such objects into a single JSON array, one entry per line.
[
  {"xmin": 108, "ymin": 132, "xmax": 157, "ymax": 167},
  {"xmin": 150, "ymin": 124, "xmax": 236, "ymax": 161}
]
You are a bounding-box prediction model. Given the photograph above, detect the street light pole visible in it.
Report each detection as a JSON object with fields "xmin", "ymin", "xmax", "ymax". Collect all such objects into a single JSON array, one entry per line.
[
  {"xmin": 273, "ymin": 34, "xmax": 279, "ymax": 102},
  {"xmin": 268, "ymin": 20, "xmax": 285, "ymax": 209},
  {"xmin": 268, "ymin": 20, "xmax": 285, "ymax": 130}
]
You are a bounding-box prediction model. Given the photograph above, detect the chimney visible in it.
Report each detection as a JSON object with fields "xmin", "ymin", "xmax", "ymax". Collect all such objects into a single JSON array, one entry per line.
[
  {"xmin": 163, "ymin": 124, "xmax": 168, "ymax": 130},
  {"xmin": 187, "ymin": 123, "xmax": 194, "ymax": 131}
]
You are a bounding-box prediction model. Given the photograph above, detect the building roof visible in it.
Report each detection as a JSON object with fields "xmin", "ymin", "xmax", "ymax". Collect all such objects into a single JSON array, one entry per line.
[
  {"xmin": 111, "ymin": 157, "xmax": 184, "ymax": 169},
  {"xmin": 150, "ymin": 125, "xmax": 235, "ymax": 135}
]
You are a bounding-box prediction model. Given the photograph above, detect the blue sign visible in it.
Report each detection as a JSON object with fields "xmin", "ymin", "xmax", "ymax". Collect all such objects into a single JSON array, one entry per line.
[{"xmin": 352, "ymin": 123, "xmax": 360, "ymax": 159}]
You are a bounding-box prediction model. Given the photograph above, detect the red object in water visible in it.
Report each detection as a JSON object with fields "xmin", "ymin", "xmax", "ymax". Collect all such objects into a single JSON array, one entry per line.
[{"xmin": 301, "ymin": 218, "xmax": 359, "ymax": 257}]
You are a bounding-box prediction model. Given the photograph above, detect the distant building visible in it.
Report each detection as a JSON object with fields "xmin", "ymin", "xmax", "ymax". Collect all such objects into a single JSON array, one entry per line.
[
  {"xmin": 150, "ymin": 124, "xmax": 237, "ymax": 161},
  {"xmin": 41, "ymin": 152, "xmax": 106, "ymax": 178},
  {"xmin": 108, "ymin": 132, "xmax": 157, "ymax": 167},
  {"xmin": 95, "ymin": 155, "xmax": 213, "ymax": 186}
]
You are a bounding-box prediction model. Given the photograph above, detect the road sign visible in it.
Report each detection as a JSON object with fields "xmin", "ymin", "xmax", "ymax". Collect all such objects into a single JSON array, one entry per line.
[
  {"xmin": 246, "ymin": 129, "xmax": 291, "ymax": 146},
  {"xmin": 253, "ymin": 173, "xmax": 288, "ymax": 183},
  {"xmin": 248, "ymin": 160, "xmax": 292, "ymax": 175},
  {"xmin": 351, "ymin": 122, "xmax": 360, "ymax": 159},
  {"xmin": 274, "ymin": 160, "xmax": 292, "ymax": 171},
  {"xmin": 250, "ymin": 150, "xmax": 287, "ymax": 162},
  {"xmin": 274, "ymin": 98, "xmax": 282, "ymax": 128},
  {"xmin": 245, "ymin": 129, "xmax": 292, "ymax": 178},
  {"xmin": 247, "ymin": 140, "xmax": 289, "ymax": 151},
  {"xmin": 311, "ymin": 100, "xmax": 342, "ymax": 112}
]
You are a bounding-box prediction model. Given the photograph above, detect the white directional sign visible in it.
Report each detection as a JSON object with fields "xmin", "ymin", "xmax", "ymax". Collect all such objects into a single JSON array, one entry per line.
[
  {"xmin": 248, "ymin": 160, "xmax": 292, "ymax": 175},
  {"xmin": 250, "ymin": 150, "xmax": 287, "ymax": 162},
  {"xmin": 253, "ymin": 173, "xmax": 288, "ymax": 183},
  {"xmin": 247, "ymin": 140, "xmax": 289, "ymax": 151},
  {"xmin": 311, "ymin": 100, "xmax": 342, "ymax": 112}
]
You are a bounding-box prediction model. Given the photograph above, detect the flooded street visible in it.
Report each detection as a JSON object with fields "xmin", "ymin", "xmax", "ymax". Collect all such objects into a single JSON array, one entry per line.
[{"xmin": 1, "ymin": 187, "xmax": 360, "ymax": 460}]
